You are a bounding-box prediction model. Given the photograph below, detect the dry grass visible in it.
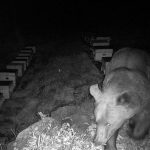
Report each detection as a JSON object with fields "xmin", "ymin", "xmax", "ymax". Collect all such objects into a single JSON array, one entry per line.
[{"xmin": 9, "ymin": 115, "xmax": 103, "ymax": 150}]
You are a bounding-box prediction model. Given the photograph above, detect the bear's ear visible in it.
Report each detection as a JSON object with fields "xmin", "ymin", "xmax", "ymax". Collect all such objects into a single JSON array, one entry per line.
[
  {"xmin": 117, "ymin": 92, "xmax": 141, "ymax": 108},
  {"xmin": 90, "ymin": 84, "xmax": 102, "ymax": 103},
  {"xmin": 117, "ymin": 92, "xmax": 130, "ymax": 105}
]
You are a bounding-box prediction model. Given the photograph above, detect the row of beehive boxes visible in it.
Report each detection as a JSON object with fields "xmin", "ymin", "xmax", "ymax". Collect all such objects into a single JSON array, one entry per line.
[
  {"xmin": 0, "ymin": 46, "xmax": 36, "ymax": 99},
  {"xmin": 83, "ymin": 33, "xmax": 150, "ymax": 78},
  {"xmin": 82, "ymin": 32, "xmax": 113, "ymax": 74},
  {"xmin": 82, "ymin": 32, "xmax": 111, "ymax": 46}
]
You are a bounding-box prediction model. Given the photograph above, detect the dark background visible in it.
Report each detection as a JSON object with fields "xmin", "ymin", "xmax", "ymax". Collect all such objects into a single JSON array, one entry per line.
[{"xmin": 0, "ymin": 1, "xmax": 150, "ymax": 47}]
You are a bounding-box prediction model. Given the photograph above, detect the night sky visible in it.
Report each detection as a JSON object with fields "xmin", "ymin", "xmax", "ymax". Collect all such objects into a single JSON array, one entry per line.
[{"xmin": 0, "ymin": 1, "xmax": 150, "ymax": 38}]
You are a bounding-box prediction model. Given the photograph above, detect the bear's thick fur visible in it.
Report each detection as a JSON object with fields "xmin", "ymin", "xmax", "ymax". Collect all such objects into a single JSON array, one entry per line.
[{"xmin": 90, "ymin": 47, "xmax": 150, "ymax": 150}]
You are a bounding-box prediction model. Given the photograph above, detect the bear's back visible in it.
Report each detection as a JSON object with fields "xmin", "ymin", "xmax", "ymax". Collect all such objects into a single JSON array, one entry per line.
[{"xmin": 106, "ymin": 48, "xmax": 148, "ymax": 77}]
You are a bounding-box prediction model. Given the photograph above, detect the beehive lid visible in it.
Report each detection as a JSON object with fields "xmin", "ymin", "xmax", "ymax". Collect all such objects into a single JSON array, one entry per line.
[{"xmin": 90, "ymin": 46, "xmax": 111, "ymax": 49}]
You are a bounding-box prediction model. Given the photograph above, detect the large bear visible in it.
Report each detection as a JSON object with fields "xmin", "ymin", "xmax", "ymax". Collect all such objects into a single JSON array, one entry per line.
[{"xmin": 90, "ymin": 47, "xmax": 150, "ymax": 150}]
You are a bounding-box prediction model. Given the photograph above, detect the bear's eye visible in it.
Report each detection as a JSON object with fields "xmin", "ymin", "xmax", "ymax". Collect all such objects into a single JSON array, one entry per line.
[{"xmin": 117, "ymin": 92, "xmax": 130, "ymax": 105}]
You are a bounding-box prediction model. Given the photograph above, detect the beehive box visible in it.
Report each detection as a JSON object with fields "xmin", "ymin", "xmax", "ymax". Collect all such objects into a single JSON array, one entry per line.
[
  {"xmin": 16, "ymin": 56, "xmax": 31, "ymax": 66},
  {"xmin": 18, "ymin": 53, "xmax": 33, "ymax": 63},
  {"xmin": 94, "ymin": 49, "xmax": 113, "ymax": 61},
  {"xmin": 0, "ymin": 81, "xmax": 14, "ymax": 99},
  {"xmin": 18, "ymin": 53, "xmax": 33, "ymax": 59},
  {"xmin": 25, "ymin": 46, "xmax": 36, "ymax": 53},
  {"xmin": 95, "ymin": 36, "xmax": 111, "ymax": 41},
  {"xmin": 11, "ymin": 59, "xmax": 27, "ymax": 71},
  {"xmin": 90, "ymin": 40, "xmax": 110, "ymax": 46},
  {"xmin": 6, "ymin": 63, "xmax": 24, "ymax": 77},
  {"xmin": 0, "ymin": 69, "xmax": 18, "ymax": 90},
  {"xmin": 20, "ymin": 49, "xmax": 33, "ymax": 54}
]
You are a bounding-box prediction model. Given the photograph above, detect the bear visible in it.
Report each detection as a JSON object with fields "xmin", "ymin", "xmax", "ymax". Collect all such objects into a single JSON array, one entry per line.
[{"xmin": 90, "ymin": 47, "xmax": 150, "ymax": 150}]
